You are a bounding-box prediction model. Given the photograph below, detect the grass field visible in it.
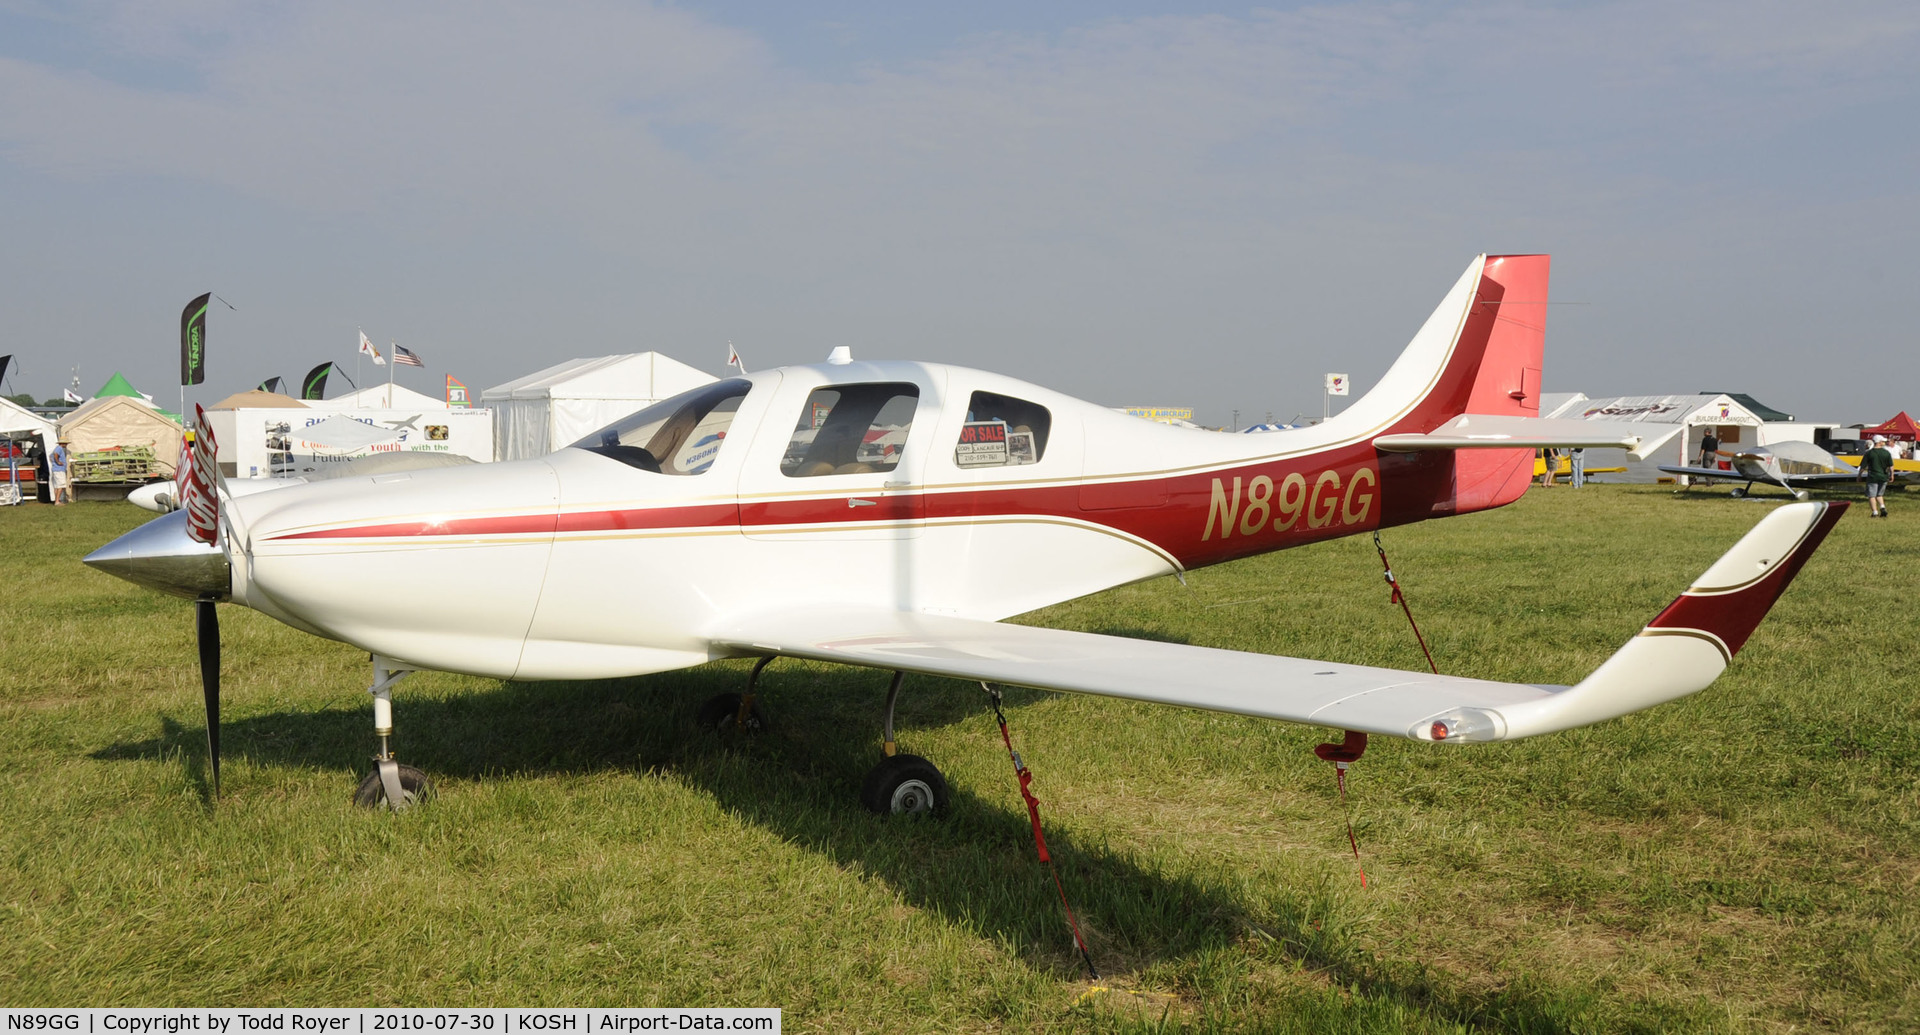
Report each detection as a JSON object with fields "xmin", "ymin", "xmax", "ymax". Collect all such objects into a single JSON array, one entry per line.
[{"xmin": 2, "ymin": 485, "xmax": 1916, "ymax": 1032}]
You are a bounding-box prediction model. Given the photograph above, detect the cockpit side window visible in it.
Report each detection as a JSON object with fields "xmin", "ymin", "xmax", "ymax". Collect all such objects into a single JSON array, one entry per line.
[
  {"xmin": 954, "ymin": 391, "xmax": 1051, "ymax": 468},
  {"xmin": 781, "ymin": 383, "xmax": 919, "ymax": 477},
  {"xmin": 572, "ymin": 379, "xmax": 752, "ymax": 474}
]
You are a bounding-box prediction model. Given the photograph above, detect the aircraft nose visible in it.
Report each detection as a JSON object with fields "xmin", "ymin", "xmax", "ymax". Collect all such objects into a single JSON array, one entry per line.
[{"xmin": 84, "ymin": 509, "xmax": 232, "ymax": 600}]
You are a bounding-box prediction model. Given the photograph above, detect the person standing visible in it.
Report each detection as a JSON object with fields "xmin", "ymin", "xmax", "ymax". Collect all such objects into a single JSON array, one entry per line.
[
  {"xmin": 1570, "ymin": 447, "xmax": 1587, "ymax": 489},
  {"xmin": 1698, "ymin": 429, "xmax": 1720, "ymax": 468},
  {"xmin": 49, "ymin": 436, "xmax": 71, "ymax": 505},
  {"xmin": 1859, "ymin": 435, "xmax": 1894, "ymax": 518}
]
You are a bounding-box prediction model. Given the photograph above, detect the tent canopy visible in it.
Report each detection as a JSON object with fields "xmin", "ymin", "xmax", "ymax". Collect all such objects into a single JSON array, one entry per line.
[
  {"xmin": 482, "ymin": 352, "xmax": 718, "ymax": 461},
  {"xmin": 327, "ymin": 383, "xmax": 450, "ymax": 409},
  {"xmin": 1861, "ymin": 411, "xmax": 1919, "ymax": 441},
  {"xmin": 0, "ymin": 397, "xmax": 57, "ymax": 459},
  {"xmin": 1700, "ymin": 392, "xmax": 1794, "ymax": 422},
  {"xmin": 208, "ymin": 389, "xmax": 308, "ymax": 410},
  {"xmin": 57, "ymin": 394, "xmax": 182, "ymax": 473},
  {"xmin": 94, "ymin": 371, "xmax": 147, "ymax": 399}
]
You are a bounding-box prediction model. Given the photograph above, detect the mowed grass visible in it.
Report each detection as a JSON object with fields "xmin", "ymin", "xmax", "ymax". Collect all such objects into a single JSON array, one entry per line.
[{"xmin": 2, "ymin": 485, "xmax": 1916, "ymax": 1032}]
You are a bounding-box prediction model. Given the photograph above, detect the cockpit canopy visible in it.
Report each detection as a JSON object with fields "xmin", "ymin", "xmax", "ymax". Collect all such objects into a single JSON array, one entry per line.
[{"xmin": 572, "ymin": 379, "xmax": 752, "ymax": 474}]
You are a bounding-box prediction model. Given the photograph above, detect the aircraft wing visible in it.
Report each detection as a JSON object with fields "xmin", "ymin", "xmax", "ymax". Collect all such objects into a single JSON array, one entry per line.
[
  {"xmin": 1657, "ymin": 464, "xmax": 1737, "ymax": 480},
  {"xmin": 714, "ymin": 502, "xmax": 1844, "ymax": 743},
  {"xmin": 1374, "ymin": 415, "xmax": 1652, "ymax": 459},
  {"xmin": 1778, "ymin": 472, "xmax": 1873, "ymax": 486}
]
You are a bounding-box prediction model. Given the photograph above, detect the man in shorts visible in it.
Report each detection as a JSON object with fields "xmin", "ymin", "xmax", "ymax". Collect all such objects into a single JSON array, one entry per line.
[
  {"xmin": 49, "ymin": 436, "xmax": 72, "ymax": 505},
  {"xmin": 1858, "ymin": 435, "xmax": 1893, "ymax": 518}
]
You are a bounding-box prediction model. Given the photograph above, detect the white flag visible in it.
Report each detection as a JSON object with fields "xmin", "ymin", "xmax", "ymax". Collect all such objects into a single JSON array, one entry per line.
[
  {"xmin": 359, "ymin": 331, "xmax": 385, "ymax": 366},
  {"xmin": 63, "ymin": 387, "xmax": 82, "ymax": 404},
  {"xmin": 726, "ymin": 341, "xmax": 747, "ymax": 374},
  {"xmin": 1325, "ymin": 372, "xmax": 1349, "ymax": 397}
]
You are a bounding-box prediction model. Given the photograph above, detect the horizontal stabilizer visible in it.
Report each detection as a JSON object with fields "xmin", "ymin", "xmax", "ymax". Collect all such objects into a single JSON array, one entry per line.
[
  {"xmin": 712, "ymin": 503, "xmax": 1843, "ymax": 742},
  {"xmin": 1375, "ymin": 415, "xmax": 1649, "ymax": 459}
]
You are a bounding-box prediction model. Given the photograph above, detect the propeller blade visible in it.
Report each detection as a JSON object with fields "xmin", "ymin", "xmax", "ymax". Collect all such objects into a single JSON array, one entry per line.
[{"xmin": 196, "ymin": 598, "xmax": 221, "ymax": 798}]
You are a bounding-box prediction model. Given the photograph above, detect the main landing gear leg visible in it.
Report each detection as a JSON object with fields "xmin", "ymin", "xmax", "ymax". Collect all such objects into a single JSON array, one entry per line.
[
  {"xmin": 696, "ymin": 656, "xmax": 770, "ymax": 732},
  {"xmin": 352, "ymin": 657, "xmax": 434, "ymax": 810},
  {"xmin": 861, "ymin": 671, "xmax": 949, "ymax": 816}
]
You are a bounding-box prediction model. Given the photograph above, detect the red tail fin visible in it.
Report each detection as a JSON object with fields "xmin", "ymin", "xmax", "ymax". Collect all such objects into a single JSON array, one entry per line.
[{"xmin": 1388, "ymin": 254, "xmax": 1550, "ymax": 514}]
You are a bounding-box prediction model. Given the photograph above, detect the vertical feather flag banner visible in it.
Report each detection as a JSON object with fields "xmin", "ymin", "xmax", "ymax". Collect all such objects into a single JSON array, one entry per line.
[
  {"xmin": 181, "ymin": 294, "xmax": 211, "ymax": 386},
  {"xmin": 445, "ymin": 375, "xmax": 471, "ymax": 407},
  {"xmin": 0, "ymin": 354, "xmax": 13, "ymax": 391},
  {"xmin": 256, "ymin": 376, "xmax": 284, "ymax": 395},
  {"xmin": 301, "ymin": 363, "xmax": 332, "ymax": 400}
]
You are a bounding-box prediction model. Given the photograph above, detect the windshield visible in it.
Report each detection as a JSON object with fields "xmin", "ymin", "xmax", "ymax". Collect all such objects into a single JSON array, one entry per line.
[{"xmin": 571, "ymin": 379, "xmax": 752, "ymax": 474}]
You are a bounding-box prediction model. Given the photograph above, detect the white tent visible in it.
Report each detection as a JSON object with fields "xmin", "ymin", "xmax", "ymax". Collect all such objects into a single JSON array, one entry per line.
[
  {"xmin": 483, "ymin": 352, "xmax": 718, "ymax": 461},
  {"xmin": 1557, "ymin": 394, "xmax": 1768, "ymax": 484},
  {"xmin": 0, "ymin": 396, "xmax": 56, "ymax": 453},
  {"xmin": 1, "ymin": 398, "xmax": 56, "ymax": 495},
  {"xmin": 325, "ymin": 383, "xmax": 450, "ymax": 409},
  {"xmin": 58, "ymin": 395, "xmax": 183, "ymax": 476}
]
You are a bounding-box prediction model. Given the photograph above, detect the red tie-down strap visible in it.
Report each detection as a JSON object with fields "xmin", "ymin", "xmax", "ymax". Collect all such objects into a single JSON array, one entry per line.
[
  {"xmin": 1315, "ymin": 730, "xmax": 1370, "ymax": 888},
  {"xmin": 1374, "ymin": 531, "xmax": 1438, "ymax": 675},
  {"xmin": 984, "ymin": 683, "xmax": 1099, "ymax": 981}
]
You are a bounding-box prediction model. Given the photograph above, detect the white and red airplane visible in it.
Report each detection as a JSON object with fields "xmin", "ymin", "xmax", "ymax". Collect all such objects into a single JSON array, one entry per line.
[{"xmin": 86, "ymin": 255, "xmax": 1845, "ymax": 812}]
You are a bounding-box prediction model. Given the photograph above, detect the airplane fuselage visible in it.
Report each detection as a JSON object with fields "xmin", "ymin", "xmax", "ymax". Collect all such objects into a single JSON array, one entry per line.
[{"xmin": 227, "ymin": 357, "xmax": 1532, "ymax": 681}]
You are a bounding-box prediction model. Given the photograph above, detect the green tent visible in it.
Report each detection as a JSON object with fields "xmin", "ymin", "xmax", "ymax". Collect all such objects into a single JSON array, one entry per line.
[
  {"xmin": 91, "ymin": 372, "xmax": 181, "ymax": 421},
  {"xmin": 95, "ymin": 371, "xmax": 145, "ymax": 398}
]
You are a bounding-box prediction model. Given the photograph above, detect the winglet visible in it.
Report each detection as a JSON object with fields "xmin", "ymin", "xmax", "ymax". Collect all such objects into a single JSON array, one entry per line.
[{"xmin": 1417, "ymin": 501, "xmax": 1847, "ymax": 742}]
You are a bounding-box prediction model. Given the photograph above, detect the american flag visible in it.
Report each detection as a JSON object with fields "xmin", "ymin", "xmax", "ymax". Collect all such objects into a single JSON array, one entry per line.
[{"xmin": 392, "ymin": 344, "xmax": 425, "ymax": 368}]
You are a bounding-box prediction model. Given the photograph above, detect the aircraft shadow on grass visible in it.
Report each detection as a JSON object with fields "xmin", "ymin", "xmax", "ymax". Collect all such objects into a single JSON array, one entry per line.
[{"xmin": 93, "ymin": 663, "xmax": 1595, "ymax": 1031}]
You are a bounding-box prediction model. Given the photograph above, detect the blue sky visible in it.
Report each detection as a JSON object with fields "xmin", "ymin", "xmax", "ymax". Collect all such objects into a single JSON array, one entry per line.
[{"xmin": 2, "ymin": 1, "xmax": 1914, "ymax": 425}]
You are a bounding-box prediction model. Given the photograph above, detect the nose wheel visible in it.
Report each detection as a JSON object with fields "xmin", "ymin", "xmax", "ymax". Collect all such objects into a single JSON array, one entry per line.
[
  {"xmin": 354, "ymin": 657, "xmax": 434, "ymax": 810},
  {"xmin": 353, "ymin": 761, "xmax": 434, "ymax": 810}
]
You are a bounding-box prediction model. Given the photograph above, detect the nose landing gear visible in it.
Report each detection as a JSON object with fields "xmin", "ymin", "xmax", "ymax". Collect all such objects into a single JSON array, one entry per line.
[{"xmin": 353, "ymin": 657, "xmax": 435, "ymax": 810}]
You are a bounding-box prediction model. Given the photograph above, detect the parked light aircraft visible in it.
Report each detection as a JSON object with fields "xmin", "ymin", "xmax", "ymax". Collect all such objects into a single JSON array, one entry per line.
[
  {"xmin": 1659, "ymin": 441, "xmax": 1914, "ymax": 500},
  {"xmin": 85, "ymin": 255, "xmax": 1845, "ymax": 813}
]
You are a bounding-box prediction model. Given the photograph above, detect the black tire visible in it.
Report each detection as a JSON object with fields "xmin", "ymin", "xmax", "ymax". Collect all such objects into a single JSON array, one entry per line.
[
  {"xmin": 352, "ymin": 763, "xmax": 435, "ymax": 810},
  {"xmin": 695, "ymin": 693, "xmax": 765, "ymax": 733},
  {"xmin": 861, "ymin": 754, "xmax": 949, "ymax": 816}
]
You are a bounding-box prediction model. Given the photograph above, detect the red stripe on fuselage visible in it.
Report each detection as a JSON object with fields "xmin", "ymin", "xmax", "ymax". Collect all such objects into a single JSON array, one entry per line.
[
  {"xmin": 256, "ymin": 444, "xmax": 1454, "ymax": 572},
  {"xmin": 268, "ymin": 503, "xmax": 737, "ymax": 541}
]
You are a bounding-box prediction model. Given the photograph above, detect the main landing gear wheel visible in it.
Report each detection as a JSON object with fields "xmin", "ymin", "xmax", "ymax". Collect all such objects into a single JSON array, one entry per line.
[
  {"xmin": 861, "ymin": 754, "xmax": 949, "ymax": 816},
  {"xmin": 353, "ymin": 763, "xmax": 434, "ymax": 810},
  {"xmin": 695, "ymin": 693, "xmax": 765, "ymax": 733}
]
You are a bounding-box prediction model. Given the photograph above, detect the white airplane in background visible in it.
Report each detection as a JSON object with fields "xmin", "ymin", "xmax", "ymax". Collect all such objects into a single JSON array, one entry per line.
[
  {"xmin": 1660, "ymin": 441, "xmax": 1915, "ymax": 500},
  {"xmin": 85, "ymin": 255, "xmax": 1846, "ymax": 814}
]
